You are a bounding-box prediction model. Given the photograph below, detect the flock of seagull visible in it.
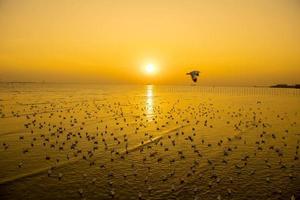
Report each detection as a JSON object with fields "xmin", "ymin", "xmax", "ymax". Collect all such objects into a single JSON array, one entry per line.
[{"xmin": 0, "ymin": 86, "xmax": 299, "ymax": 200}]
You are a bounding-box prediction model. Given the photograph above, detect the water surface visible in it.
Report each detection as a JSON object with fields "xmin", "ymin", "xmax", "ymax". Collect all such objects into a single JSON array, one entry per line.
[{"xmin": 0, "ymin": 84, "xmax": 299, "ymax": 200}]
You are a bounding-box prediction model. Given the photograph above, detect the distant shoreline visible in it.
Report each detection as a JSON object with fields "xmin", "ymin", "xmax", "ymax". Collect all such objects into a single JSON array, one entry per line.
[{"xmin": 269, "ymin": 84, "xmax": 300, "ymax": 89}]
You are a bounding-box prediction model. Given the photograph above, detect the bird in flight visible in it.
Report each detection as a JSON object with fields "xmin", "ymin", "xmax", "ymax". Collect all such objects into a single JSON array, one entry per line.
[{"xmin": 186, "ymin": 70, "xmax": 200, "ymax": 82}]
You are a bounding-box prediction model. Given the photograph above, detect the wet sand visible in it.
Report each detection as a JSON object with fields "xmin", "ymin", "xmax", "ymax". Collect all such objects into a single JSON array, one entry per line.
[{"xmin": 0, "ymin": 83, "xmax": 299, "ymax": 200}]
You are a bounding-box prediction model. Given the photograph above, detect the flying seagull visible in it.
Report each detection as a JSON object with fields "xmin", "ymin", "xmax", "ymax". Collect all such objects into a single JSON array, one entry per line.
[{"xmin": 186, "ymin": 70, "xmax": 200, "ymax": 82}]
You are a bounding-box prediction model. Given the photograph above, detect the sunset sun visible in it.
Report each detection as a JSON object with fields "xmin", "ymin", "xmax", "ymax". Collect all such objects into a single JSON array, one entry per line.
[{"xmin": 145, "ymin": 64, "xmax": 156, "ymax": 75}]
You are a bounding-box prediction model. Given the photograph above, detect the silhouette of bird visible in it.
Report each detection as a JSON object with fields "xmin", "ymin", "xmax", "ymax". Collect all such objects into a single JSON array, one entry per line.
[{"xmin": 186, "ymin": 70, "xmax": 200, "ymax": 82}]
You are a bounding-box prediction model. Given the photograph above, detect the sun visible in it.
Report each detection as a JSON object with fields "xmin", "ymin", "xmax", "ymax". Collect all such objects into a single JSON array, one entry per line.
[{"xmin": 145, "ymin": 63, "xmax": 156, "ymax": 74}]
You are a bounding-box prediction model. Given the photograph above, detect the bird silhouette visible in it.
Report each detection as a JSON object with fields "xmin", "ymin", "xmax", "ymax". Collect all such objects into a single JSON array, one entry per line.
[{"xmin": 186, "ymin": 70, "xmax": 200, "ymax": 82}]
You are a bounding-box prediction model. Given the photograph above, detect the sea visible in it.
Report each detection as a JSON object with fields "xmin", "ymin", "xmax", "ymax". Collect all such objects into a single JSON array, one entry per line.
[{"xmin": 0, "ymin": 83, "xmax": 299, "ymax": 200}]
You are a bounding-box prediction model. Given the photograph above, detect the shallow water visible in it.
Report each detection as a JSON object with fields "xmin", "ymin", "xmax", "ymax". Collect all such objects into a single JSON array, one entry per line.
[{"xmin": 0, "ymin": 83, "xmax": 299, "ymax": 200}]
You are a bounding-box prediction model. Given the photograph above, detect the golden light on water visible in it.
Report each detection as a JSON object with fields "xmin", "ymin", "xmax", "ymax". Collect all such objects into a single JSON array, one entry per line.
[{"xmin": 146, "ymin": 85, "xmax": 154, "ymax": 117}]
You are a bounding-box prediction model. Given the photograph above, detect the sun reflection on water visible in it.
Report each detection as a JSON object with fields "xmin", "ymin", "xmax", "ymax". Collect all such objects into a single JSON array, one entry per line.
[{"xmin": 146, "ymin": 85, "xmax": 154, "ymax": 118}]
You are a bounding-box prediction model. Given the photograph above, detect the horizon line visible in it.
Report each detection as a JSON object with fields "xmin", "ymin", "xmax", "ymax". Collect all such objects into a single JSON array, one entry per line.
[{"xmin": 1, "ymin": 81, "xmax": 300, "ymax": 88}]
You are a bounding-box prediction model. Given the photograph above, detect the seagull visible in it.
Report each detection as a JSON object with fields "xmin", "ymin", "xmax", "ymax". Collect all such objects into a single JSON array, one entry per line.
[{"xmin": 186, "ymin": 71, "xmax": 200, "ymax": 82}]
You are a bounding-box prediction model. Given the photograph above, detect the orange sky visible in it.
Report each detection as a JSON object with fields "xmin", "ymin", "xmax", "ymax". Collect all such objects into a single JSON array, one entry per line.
[{"xmin": 0, "ymin": 0, "xmax": 300, "ymax": 85}]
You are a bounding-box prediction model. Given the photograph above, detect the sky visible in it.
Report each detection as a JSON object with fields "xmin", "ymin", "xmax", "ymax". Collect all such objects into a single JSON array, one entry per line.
[{"xmin": 0, "ymin": 0, "xmax": 300, "ymax": 86}]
